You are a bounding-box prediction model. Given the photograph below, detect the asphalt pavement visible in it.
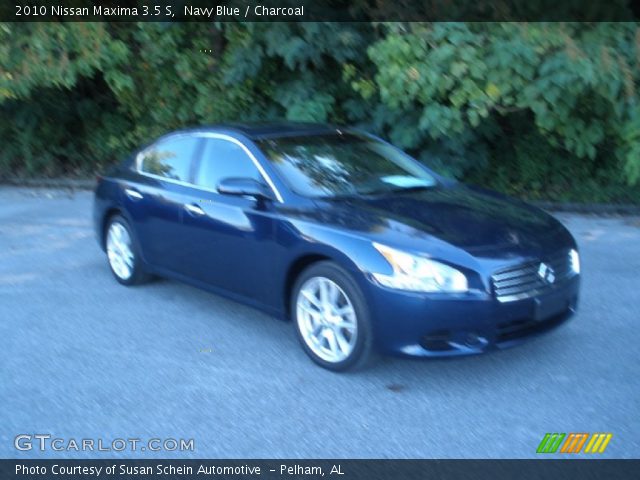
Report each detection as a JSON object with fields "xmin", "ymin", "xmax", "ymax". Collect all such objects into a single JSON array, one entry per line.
[{"xmin": 1, "ymin": 186, "xmax": 638, "ymax": 458}]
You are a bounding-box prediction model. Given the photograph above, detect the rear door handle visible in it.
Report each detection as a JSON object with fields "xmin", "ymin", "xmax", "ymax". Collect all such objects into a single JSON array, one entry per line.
[
  {"xmin": 124, "ymin": 188, "xmax": 143, "ymax": 200},
  {"xmin": 184, "ymin": 203, "xmax": 205, "ymax": 216}
]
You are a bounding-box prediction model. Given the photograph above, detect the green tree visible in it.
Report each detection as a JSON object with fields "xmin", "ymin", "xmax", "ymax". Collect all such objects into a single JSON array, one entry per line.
[
  {"xmin": 351, "ymin": 22, "xmax": 640, "ymax": 191},
  {"xmin": 1, "ymin": 21, "xmax": 639, "ymax": 203}
]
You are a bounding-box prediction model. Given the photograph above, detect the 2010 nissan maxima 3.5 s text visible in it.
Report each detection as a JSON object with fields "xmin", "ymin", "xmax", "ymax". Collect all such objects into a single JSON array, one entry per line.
[{"xmin": 94, "ymin": 123, "xmax": 580, "ymax": 371}]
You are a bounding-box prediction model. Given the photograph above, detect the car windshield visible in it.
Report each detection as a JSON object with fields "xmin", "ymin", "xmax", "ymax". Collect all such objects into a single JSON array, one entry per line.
[{"xmin": 257, "ymin": 133, "xmax": 437, "ymax": 198}]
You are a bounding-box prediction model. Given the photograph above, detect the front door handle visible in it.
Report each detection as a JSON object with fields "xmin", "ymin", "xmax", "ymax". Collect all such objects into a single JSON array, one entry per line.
[
  {"xmin": 124, "ymin": 188, "xmax": 143, "ymax": 200},
  {"xmin": 184, "ymin": 203, "xmax": 205, "ymax": 216}
]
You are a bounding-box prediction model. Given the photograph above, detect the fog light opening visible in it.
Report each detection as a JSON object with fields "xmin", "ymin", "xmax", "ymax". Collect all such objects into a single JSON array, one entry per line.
[{"xmin": 465, "ymin": 332, "xmax": 488, "ymax": 348}]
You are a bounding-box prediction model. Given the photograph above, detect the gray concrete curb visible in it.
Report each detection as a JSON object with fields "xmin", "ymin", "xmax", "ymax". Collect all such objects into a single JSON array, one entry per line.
[
  {"xmin": 2, "ymin": 177, "xmax": 95, "ymax": 190},
  {"xmin": 2, "ymin": 177, "xmax": 639, "ymax": 215},
  {"xmin": 532, "ymin": 201, "xmax": 640, "ymax": 216}
]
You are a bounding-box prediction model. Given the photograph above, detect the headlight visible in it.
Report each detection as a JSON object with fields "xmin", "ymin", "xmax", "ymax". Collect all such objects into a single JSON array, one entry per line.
[
  {"xmin": 372, "ymin": 243, "xmax": 468, "ymax": 293},
  {"xmin": 570, "ymin": 249, "xmax": 580, "ymax": 274}
]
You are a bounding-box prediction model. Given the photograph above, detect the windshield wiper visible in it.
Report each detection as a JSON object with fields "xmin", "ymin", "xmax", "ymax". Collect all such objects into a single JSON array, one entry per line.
[
  {"xmin": 317, "ymin": 191, "xmax": 365, "ymax": 200},
  {"xmin": 391, "ymin": 185, "xmax": 435, "ymax": 193},
  {"xmin": 358, "ymin": 184, "xmax": 436, "ymax": 196},
  {"xmin": 317, "ymin": 184, "xmax": 437, "ymax": 200}
]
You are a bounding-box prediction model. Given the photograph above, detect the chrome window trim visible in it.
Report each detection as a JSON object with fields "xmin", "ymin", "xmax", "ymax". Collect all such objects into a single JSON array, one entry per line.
[{"xmin": 135, "ymin": 132, "xmax": 284, "ymax": 203}]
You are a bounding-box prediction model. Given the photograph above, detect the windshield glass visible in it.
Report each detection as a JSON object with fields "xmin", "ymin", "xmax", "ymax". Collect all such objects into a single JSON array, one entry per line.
[{"xmin": 257, "ymin": 133, "xmax": 437, "ymax": 198}]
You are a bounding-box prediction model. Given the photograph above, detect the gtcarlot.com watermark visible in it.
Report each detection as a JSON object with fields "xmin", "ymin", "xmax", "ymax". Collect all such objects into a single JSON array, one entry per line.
[{"xmin": 15, "ymin": 434, "xmax": 195, "ymax": 452}]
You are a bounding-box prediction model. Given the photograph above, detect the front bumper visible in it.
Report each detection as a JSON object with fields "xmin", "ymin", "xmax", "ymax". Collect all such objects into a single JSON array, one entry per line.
[{"xmin": 365, "ymin": 274, "xmax": 580, "ymax": 357}]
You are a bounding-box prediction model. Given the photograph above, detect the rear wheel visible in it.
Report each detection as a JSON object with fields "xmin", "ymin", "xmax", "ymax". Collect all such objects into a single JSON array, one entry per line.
[
  {"xmin": 105, "ymin": 215, "xmax": 148, "ymax": 286},
  {"xmin": 292, "ymin": 261, "xmax": 374, "ymax": 371}
]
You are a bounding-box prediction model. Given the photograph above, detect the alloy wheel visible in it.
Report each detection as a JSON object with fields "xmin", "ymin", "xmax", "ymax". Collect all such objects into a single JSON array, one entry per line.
[
  {"xmin": 296, "ymin": 276, "xmax": 358, "ymax": 363},
  {"xmin": 106, "ymin": 221, "xmax": 134, "ymax": 280}
]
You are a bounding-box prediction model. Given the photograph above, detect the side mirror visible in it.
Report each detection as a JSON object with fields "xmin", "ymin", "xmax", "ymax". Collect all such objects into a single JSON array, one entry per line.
[{"xmin": 217, "ymin": 177, "xmax": 274, "ymax": 201}]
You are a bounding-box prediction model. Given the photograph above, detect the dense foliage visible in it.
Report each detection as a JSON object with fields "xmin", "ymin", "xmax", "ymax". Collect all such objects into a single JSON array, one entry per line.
[{"xmin": 1, "ymin": 22, "xmax": 639, "ymax": 202}]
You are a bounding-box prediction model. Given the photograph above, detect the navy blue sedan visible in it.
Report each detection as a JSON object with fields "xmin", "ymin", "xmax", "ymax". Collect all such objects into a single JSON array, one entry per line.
[{"xmin": 94, "ymin": 123, "xmax": 580, "ymax": 371}]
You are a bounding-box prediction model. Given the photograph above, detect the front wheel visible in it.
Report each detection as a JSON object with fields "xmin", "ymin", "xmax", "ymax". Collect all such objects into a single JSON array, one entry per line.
[{"xmin": 292, "ymin": 261, "xmax": 375, "ymax": 371}]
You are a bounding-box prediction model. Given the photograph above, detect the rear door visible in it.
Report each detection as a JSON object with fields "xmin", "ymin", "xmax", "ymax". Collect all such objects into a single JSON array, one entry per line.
[
  {"xmin": 125, "ymin": 134, "xmax": 203, "ymax": 272},
  {"xmin": 178, "ymin": 135, "xmax": 279, "ymax": 304}
]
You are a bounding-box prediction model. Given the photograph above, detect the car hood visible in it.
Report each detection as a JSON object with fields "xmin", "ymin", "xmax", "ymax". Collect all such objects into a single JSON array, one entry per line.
[{"xmin": 309, "ymin": 184, "xmax": 572, "ymax": 258}]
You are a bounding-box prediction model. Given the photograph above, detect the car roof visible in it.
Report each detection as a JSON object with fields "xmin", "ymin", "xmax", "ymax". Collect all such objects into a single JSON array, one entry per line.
[{"xmin": 182, "ymin": 122, "xmax": 343, "ymax": 141}]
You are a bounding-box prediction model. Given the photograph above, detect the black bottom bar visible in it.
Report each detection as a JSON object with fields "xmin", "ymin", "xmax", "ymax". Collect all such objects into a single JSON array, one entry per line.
[{"xmin": 1, "ymin": 459, "xmax": 638, "ymax": 480}]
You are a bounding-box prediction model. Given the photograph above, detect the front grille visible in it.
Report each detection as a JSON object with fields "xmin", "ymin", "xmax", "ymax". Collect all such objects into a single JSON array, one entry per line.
[{"xmin": 491, "ymin": 250, "xmax": 575, "ymax": 302}]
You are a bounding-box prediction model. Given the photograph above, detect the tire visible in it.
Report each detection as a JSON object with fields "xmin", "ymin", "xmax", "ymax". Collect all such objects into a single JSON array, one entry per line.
[
  {"xmin": 291, "ymin": 261, "xmax": 375, "ymax": 371},
  {"xmin": 104, "ymin": 214, "xmax": 149, "ymax": 286}
]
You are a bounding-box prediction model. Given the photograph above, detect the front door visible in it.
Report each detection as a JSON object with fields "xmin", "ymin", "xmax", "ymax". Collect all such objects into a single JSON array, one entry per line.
[{"xmin": 179, "ymin": 136, "xmax": 278, "ymax": 305}]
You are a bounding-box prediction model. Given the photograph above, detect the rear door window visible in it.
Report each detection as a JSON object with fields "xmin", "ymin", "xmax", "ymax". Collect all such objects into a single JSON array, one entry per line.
[{"xmin": 140, "ymin": 136, "xmax": 200, "ymax": 182}]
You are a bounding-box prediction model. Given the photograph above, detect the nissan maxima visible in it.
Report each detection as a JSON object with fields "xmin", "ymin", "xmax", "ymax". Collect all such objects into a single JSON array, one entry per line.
[{"xmin": 93, "ymin": 123, "xmax": 580, "ymax": 371}]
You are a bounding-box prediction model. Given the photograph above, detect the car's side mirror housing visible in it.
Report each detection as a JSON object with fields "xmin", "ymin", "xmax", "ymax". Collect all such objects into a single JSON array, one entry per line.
[{"xmin": 217, "ymin": 177, "xmax": 274, "ymax": 201}]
